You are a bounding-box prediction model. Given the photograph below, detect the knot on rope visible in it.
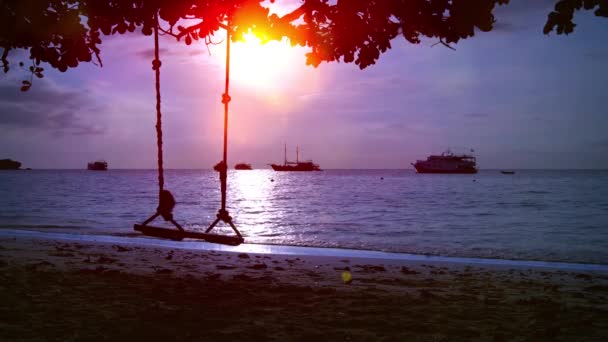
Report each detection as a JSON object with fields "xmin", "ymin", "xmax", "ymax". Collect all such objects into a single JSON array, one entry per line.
[
  {"xmin": 152, "ymin": 59, "xmax": 162, "ymax": 70},
  {"xmin": 221, "ymin": 93, "xmax": 231, "ymax": 104},
  {"xmin": 217, "ymin": 209, "xmax": 232, "ymax": 223},
  {"xmin": 213, "ymin": 161, "xmax": 227, "ymax": 173},
  {"xmin": 157, "ymin": 189, "xmax": 176, "ymax": 221}
]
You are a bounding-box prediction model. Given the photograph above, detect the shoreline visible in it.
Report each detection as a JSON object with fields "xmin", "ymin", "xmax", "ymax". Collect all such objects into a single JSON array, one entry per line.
[
  {"xmin": 2, "ymin": 231, "xmax": 608, "ymax": 340},
  {"xmin": 2, "ymin": 229, "xmax": 608, "ymax": 272}
]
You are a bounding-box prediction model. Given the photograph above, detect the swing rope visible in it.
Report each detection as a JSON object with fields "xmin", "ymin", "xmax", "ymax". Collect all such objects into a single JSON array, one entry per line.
[
  {"xmin": 220, "ymin": 17, "xmax": 231, "ymax": 212},
  {"xmin": 137, "ymin": 11, "xmax": 181, "ymax": 230},
  {"xmin": 153, "ymin": 11, "xmax": 164, "ymax": 197},
  {"xmin": 205, "ymin": 18, "xmax": 243, "ymax": 241}
]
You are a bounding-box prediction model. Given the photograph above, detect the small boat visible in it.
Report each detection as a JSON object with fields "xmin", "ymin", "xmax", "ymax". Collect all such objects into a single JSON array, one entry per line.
[
  {"xmin": 501, "ymin": 170, "xmax": 515, "ymax": 175},
  {"xmin": 270, "ymin": 145, "xmax": 321, "ymax": 172},
  {"xmin": 87, "ymin": 160, "xmax": 108, "ymax": 171},
  {"xmin": 0, "ymin": 159, "xmax": 21, "ymax": 170},
  {"xmin": 412, "ymin": 150, "xmax": 477, "ymax": 174},
  {"xmin": 234, "ymin": 163, "xmax": 253, "ymax": 170}
]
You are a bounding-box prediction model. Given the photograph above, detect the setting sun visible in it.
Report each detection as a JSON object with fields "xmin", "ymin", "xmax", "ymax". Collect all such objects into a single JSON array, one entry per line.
[
  {"xmin": 230, "ymin": 32, "xmax": 296, "ymax": 92},
  {"xmin": 208, "ymin": 30, "xmax": 306, "ymax": 100}
]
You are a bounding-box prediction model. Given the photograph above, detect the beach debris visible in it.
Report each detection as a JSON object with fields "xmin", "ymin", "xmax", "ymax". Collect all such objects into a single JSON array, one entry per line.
[
  {"xmin": 419, "ymin": 289, "xmax": 435, "ymax": 298},
  {"xmin": 355, "ymin": 264, "xmax": 386, "ymax": 272},
  {"xmin": 575, "ymin": 273, "xmax": 593, "ymax": 281},
  {"xmin": 50, "ymin": 252, "xmax": 75, "ymax": 257},
  {"xmin": 216, "ymin": 265, "xmax": 237, "ymax": 270},
  {"xmin": 233, "ymin": 274, "xmax": 253, "ymax": 281},
  {"xmin": 112, "ymin": 245, "xmax": 131, "ymax": 252},
  {"xmin": 247, "ymin": 263, "xmax": 267, "ymax": 270},
  {"xmin": 96, "ymin": 256, "xmax": 118, "ymax": 264},
  {"xmin": 400, "ymin": 266, "xmax": 420, "ymax": 275},
  {"xmin": 334, "ymin": 266, "xmax": 351, "ymax": 271},
  {"xmin": 341, "ymin": 271, "xmax": 353, "ymax": 284},
  {"xmin": 27, "ymin": 261, "xmax": 54, "ymax": 270},
  {"xmin": 205, "ymin": 273, "xmax": 221, "ymax": 281},
  {"xmin": 94, "ymin": 266, "xmax": 108, "ymax": 273},
  {"xmin": 155, "ymin": 268, "xmax": 173, "ymax": 274}
]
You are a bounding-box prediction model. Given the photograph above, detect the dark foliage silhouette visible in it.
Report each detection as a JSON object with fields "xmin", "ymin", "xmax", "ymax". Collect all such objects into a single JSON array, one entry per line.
[{"xmin": 1, "ymin": 0, "xmax": 606, "ymax": 89}]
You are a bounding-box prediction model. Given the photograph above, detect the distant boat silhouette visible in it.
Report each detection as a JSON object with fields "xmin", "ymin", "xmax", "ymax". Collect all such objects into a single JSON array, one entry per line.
[
  {"xmin": 0, "ymin": 159, "xmax": 21, "ymax": 170},
  {"xmin": 87, "ymin": 160, "xmax": 108, "ymax": 171},
  {"xmin": 501, "ymin": 170, "xmax": 515, "ymax": 175},
  {"xmin": 235, "ymin": 163, "xmax": 252, "ymax": 170},
  {"xmin": 412, "ymin": 150, "xmax": 477, "ymax": 174},
  {"xmin": 270, "ymin": 144, "xmax": 321, "ymax": 172}
]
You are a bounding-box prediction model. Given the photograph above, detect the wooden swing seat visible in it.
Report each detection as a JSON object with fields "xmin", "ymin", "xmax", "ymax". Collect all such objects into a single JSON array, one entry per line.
[{"xmin": 134, "ymin": 224, "xmax": 244, "ymax": 246}]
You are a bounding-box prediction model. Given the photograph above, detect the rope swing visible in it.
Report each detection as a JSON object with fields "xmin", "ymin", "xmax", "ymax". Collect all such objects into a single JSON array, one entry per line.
[
  {"xmin": 134, "ymin": 12, "xmax": 184, "ymax": 232},
  {"xmin": 134, "ymin": 14, "xmax": 244, "ymax": 246},
  {"xmin": 204, "ymin": 18, "xmax": 244, "ymax": 242}
]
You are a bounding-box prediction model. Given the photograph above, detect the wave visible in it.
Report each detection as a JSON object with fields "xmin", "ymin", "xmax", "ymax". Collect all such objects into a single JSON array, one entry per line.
[
  {"xmin": 0, "ymin": 224, "xmax": 92, "ymax": 230},
  {"xmin": 521, "ymin": 190, "xmax": 551, "ymax": 195}
]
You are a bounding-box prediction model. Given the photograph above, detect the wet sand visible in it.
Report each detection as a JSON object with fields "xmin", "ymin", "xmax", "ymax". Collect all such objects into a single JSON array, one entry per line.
[{"xmin": 1, "ymin": 235, "xmax": 607, "ymax": 341}]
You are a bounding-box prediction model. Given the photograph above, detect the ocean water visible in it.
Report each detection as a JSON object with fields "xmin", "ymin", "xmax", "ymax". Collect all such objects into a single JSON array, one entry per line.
[{"xmin": 1, "ymin": 169, "xmax": 607, "ymax": 264}]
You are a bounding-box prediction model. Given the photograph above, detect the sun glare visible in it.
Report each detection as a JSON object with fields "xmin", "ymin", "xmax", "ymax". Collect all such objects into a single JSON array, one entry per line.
[
  {"xmin": 231, "ymin": 33, "xmax": 295, "ymax": 91},
  {"xmin": 202, "ymin": 27, "xmax": 325, "ymax": 114},
  {"xmin": 209, "ymin": 30, "xmax": 306, "ymax": 101}
]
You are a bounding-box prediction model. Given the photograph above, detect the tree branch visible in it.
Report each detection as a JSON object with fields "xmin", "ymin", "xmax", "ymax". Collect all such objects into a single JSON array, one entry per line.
[
  {"xmin": 174, "ymin": 3, "xmax": 306, "ymax": 41},
  {"xmin": 175, "ymin": 21, "xmax": 228, "ymax": 40},
  {"xmin": 431, "ymin": 40, "xmax": 456, "ymax": 51},
  {"xmin": 278, "ymin": 4, "xmax": 306, "ymax": 23}
]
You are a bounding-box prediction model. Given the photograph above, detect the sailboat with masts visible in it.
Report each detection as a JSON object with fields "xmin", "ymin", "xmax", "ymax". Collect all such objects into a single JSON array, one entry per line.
[{"xmin": 270, "ymin": 144, "xmax": 321, "ymax": 171}]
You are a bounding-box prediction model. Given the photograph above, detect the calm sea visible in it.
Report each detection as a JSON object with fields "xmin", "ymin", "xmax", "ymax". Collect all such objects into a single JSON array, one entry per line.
[{"xmin": 1, "ymin": 169, "xmax": 607, "ymax": 264}]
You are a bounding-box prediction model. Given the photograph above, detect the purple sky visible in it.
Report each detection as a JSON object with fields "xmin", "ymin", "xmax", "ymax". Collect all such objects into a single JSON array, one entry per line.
[{"xmin": 1, "ymin": 0, "xmax": 607, "ymax": 169}]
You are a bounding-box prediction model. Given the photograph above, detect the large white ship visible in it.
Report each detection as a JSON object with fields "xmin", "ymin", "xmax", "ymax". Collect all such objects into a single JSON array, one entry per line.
[{"xmin": 412, "ymin": 150, "xmax": 477, "ymax": 174}]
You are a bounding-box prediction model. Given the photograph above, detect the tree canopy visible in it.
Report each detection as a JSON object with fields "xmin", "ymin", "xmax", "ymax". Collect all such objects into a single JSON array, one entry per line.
[{"xmin": 1, "ymin": 0, "xmax": 606, "ymax": 87}]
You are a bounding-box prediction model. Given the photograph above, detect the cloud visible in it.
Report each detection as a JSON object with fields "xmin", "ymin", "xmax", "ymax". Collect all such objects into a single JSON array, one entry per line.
[
  {"xmin": 134, "ymin": 44, "xmax": 211, "ymax": 66},
  {"xmin": 492, "ymin": 21, "xmax": 517, "ymax": 32},
  {"xmin": 464, "ymin": 113, "xmax": 490, "ymax": 118},
  {"xmin": 135, "ymin": 47, "xmax": 170, "ymax": 59},
  {"xmin": 0, "ymin": 78, "xmax": 107, "ymax": 136},
  {"xmin": 592, "ymin": 138, "xmax": 608, "ymax": 149},
  {"xmin": 584, "ymin": 49, "xmax": 608, "ymax": 61}
]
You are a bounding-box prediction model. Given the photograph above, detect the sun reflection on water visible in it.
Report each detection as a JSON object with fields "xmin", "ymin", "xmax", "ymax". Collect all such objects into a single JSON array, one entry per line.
[{"xmin": 229, "ymin": 170, "xmax": 278, "ymax": 238}]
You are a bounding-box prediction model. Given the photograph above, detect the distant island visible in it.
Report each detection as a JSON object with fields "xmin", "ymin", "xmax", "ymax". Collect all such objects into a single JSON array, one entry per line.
[{"xmin": 0, "ymin": 159, "xmax": 21, "ymax": 170}]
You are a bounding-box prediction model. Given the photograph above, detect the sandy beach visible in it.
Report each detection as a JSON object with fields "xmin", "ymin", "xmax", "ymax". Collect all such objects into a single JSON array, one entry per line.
[{"xmin": 1, "ymin": 234, "xmax": 607, "ymax": 341}]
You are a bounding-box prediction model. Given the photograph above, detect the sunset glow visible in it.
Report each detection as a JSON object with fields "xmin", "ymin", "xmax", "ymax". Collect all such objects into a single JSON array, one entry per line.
[
  {"xmin": 230, "ymin": 33, "xmax": 297, "ymax": 92},
  {"xmin": 208, "ymin": 31, "xmax": 303, "ymax": 101}
]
